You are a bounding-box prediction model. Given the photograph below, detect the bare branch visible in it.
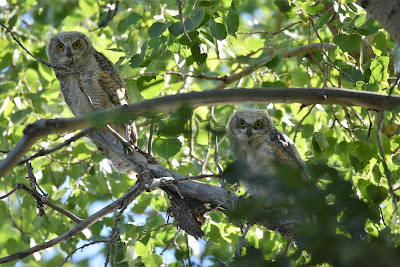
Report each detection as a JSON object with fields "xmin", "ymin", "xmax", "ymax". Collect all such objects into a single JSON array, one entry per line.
[
  {"xmin": 177, "ymin": 0, "xmax": 192, "ymax": 43},
  {"xmin": 377, "ymin": 74, "xmax": 400, "ymax": 234},
  {"xmin": 212, "ymin": 43, "xmax": 335, "ymax": 89},
  {"xmin": 293, "ymin": 104, "xmax": 315, "ymax": 143},
  {"xmin": 124, "ymin": 43, "xmax": 335, "ymax": 86},
  {"xmin": 2, "ymin": 88, "xmax": 400, "ymax": 178},
  {"xmin": 0, "ymin": 181, "xmax": 145, "ymax": 264},
  {"xmin": 60, "ymin": 240, "xmax": 109, "ymax": 266},
  {"xmin": 18, "ymin": 129, "xmax": 91, "ymax": 165},
  {"xmin": 0, "ymin": 184, "xmax": 21, "ymax": 199},
  {"xmin": 237, "ymin": 21, "xmax": 303, "ymax": 35}
]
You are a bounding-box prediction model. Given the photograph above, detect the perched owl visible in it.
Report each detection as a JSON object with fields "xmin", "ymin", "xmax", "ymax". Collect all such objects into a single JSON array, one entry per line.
[
  {"xmin": 226, "ymin": 109, "xmax": 309, "ymax": 199},
  {"xmin": 46, "ymin": 31, "xmax": 137, "ymax": 175}
]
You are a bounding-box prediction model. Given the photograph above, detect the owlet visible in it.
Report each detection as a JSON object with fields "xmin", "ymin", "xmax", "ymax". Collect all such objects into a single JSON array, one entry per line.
[
  {"xmin": 46, "ymin": 31, "xmax": 136, "ymax": 175},
  {"xmin": 226, "ymin": 109, "xmax": 309, "ymax": 199}
]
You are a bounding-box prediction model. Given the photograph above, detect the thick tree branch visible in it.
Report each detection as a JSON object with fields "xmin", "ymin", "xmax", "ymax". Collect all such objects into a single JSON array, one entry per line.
[{"xmin": 1, "ymin": 87, "xmax": 400, "ymax": 178}]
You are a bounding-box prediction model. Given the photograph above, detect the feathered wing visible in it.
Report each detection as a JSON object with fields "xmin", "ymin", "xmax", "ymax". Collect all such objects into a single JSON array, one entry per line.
[
  {"xmin": 269, "ymin": 128, "xmax": 309, "ymax": 181},
  {"xmin": 94, "ymin": 50, "xmax": 137, "ymax": 145}
]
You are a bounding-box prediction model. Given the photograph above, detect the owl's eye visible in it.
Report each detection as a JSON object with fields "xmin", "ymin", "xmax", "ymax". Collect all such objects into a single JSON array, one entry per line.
[
  {"xmin": 254, "ymin": 121, "xmax": 263, "ymax": 129},
  {"xmin": 238, "ymin": 120, "xmax": 246, "ymax": 128},
  {"xmin": 72, "ymin": 41, "xmax": 81, "ymax": 49},
  {"xmin": 56, "ymin": 43, "xmax": 64, "ymax": 50}
]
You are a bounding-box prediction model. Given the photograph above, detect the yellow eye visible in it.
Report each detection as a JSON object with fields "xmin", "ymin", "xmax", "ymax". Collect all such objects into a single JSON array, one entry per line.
[
  {"xmin": 238, "ymin": 120, "xmax": 246, "ymax": 128},
  {"xmin": 57, "ymin": 43, "xmax": 64, "ymax": 50},
  {"xmin": 254, "ymin": 121, "xmax": 262, "ymax": 129},
  {"xmin": 72, "ymin": 41, "xmax": 81, "ymax": 49}
]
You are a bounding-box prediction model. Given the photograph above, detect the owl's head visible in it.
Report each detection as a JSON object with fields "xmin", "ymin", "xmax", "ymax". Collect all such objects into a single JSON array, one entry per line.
[
  {"xmin": 46, "ymin": 31, "xmax": 92, "ymax": 66},
  {"xmin": 226, "ymin": 109, "xmax": 274, "ymax": 140}
]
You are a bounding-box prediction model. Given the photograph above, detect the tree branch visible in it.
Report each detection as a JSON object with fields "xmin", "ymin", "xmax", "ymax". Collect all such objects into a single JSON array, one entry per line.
[
  {"xmin": 212, "ymin": 43, "xmax": 336, "ymax": 89},
  {"xmin": 18, "ymin": 129, "xmax": 91, "ymax": 166},
  {"xmin": 0, "ymin": 181, "xmax": 145, "ymax": 264},
  {"xmin": 2, "ymin": 87, "xmax": 400, "ymax": 178}
]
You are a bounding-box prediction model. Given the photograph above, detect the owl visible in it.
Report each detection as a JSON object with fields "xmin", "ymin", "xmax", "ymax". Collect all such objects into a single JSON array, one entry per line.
[
  {"xmin": 46, "ymin": 31, "xmax": 137, "ymax": 175},
  {"xmin": 226, "ymin": 109, "xmax": 309, "ymax": 199}
]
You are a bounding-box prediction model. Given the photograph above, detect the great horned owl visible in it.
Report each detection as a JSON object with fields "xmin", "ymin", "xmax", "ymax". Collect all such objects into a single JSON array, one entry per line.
[
  {"xmin": 226, "ymin": 109, "xmax": 309, "ymax": 199},
  {"xmin": 46, "ymin": 31, "xmax": 136, "ymax": 175}
]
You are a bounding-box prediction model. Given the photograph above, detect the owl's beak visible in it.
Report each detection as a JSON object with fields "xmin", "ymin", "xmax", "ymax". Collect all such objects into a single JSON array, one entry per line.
[
  {"xmin": 66, "ymin": 47, "xmax": 72, "ymax": 58},
  {"xmin": 246, "ymin": 127, "xmax": 252, "ymax": 137}
]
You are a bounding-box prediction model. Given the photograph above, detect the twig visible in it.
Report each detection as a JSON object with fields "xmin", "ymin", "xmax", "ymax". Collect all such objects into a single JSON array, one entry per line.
[
  {"xmin": 0, "ymin": 181, "xmax": 145, "ymax": 264},
  {"xmin": 293, "ymin": 104, "xmax": 315, "ymax": 143},
  {"xmin": 237, "ymin": 21, "xmax": 303, "ymax": 35},
  {"xmin": 161, "ymin": 229, "xmax": 181, "ymax": 254},
  {"xmin": 96, "ymin": 0, "xmax": 119, "ymax": 28},
  {"xmin": 148, "ymin": 119, "xmax": 154, "ymax": 155},
  {"xmin": 377, "ymin": 74, "xmax": 400, "ymax": 234},
  {"xmin": 235, "ymin": 223, "xmax": 252, "ymax": 257},
  {"xmin": 367, "ymin": 109, "xmax": 373, "ymax": 140},
  {"xmin": 0, "ymin": 181, "xmax": 82, "ymax": 223},
  {"xmin": 0, "ymin": 150, "xmax": 10, "ymax": 153},
  {"xmin": 105, "ymin": 199, "xmax": 129, "ymax": 267},
  {"xmin": 18, "ymin": 129, "xmax": 91, "ymax": 165},
  {"xmin": 59, "ymin": 240, "xmax": 109, "ymax": 266},
  {"xmin": 177, "ymin": 0, "xmax": 192, "ymax": 43},
  {"xmin": 379, "ymin": 205, "xmax": 392, "ymax": 243},
  {"xmin": 0, "ymin": 184, "xmax": 21, "ymax": 199},
  {"xmin": 0, "ymin": 22, "xmax": 75, "ymax": 74},
  {"xmin": 329, "ymin": 105, "xmax": 354, "ymax": 139}
]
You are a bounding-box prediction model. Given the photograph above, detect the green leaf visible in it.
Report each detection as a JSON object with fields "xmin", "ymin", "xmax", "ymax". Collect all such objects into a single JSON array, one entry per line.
[
  {"xmin": 148, "ymin": 22, "xmax": 172, "ymax": 38},
  {"xmin": 0, "ymin": 52, "xmax": 12, "ymax": 70},
  {"xmin": 264, "ymin": 54, "xmax": 281, "ymax": 69},
  {"xmin": 274, "ymin": 0, "xmax": 292, "ymax": 13},
  {"xmin": 142, "ymin": 254, "xmax": 164, "ymax": 267},
  {"xmin": 129, "ymin": 41, "xmax": 148, "ymax": 69},
  {"xmin": 334, "ymin": 34, "xmax": 361, "ymax": 52},
  {"xmin": 117, "ymin": 12, "xmax": 141, "ymax": 33},
  {"xmin": 52, "ymin": 188, "xmax": 67, "ymax": 201},
  {"xmin": 372, "ymin": 31, "xmax": 387, "ymax": 56},
  {"xmin": 313, "ymin": 132, "xmax": 329, "ymax": 151},
  {"xmin": 262, "ymin": 81, "xmax": 286, "ymax": 88},
  {"xmin": 227, "ymin": 3, "xmax": 239, "ymax": 36},
  {"xmin": 136, "ymin": 76, "xmax": 163, "ymax": 99},
  {"xmin": 304, "ymin": 3, "xmax": 324, "ymax": 15},
  {"xmin": 191, "ymin": 42, "xmax": 207, "ymax": 65},
  {"xmin": 168, "ymin": 9, "xmax": 205, "ymax": 37},
  {"xmin": 209, "ymin": 19, "xmax": 227, "ymax": 40},
  {"xmin": 168, "ymin": 22, "xmax": 183, "ymax": 37},
  {"xmin": 315, "ymin": 12, "xmax": 333, "ymax": 31},
  {"xmin": 291, "ymin": 66, "xmax": 309, "ymax": 87},
  {"xmin": 152, "ymin": 138, "xmax": 182, "ymax": 159},
  {"xmin": 134, "ymin": 240, "xmax": 150, "ymax": 256},
  {"xmin": 366, "ymin": 184, "xmax": 387, "ymax": 204}
]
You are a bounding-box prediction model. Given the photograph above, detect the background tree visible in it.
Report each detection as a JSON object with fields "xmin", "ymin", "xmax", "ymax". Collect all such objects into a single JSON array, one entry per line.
[{"xmin": 1, "ymin": 0, "xmax": 400, "ymax": 266}]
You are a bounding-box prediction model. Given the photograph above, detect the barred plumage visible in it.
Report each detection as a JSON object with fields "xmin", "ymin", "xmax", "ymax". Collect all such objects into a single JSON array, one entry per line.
[
  {"xmin": 46, "ymin": 31, "xmax": 136, "ymax": 175},
  {"xmin": 226, "ymin": 109, "xmax": 309, "ymax": 199}
]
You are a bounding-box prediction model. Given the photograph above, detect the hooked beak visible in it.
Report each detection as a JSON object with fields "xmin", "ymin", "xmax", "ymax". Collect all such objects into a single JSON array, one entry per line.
[
  {"xmin": 246, "ymin": 126, "xmax": 252, "ymax": 137},
  {"xmin": 66, "ymin": 47, "xmax": 72, "ymax": 58}
]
